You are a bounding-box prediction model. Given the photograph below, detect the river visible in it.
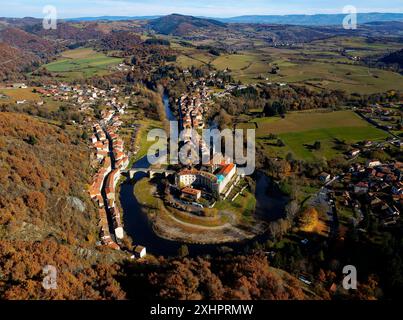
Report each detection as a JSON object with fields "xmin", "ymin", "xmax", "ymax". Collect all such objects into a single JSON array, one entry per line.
[{"xmin": 119, "ymin": 93, "xmax": 287, "ymax": 257}]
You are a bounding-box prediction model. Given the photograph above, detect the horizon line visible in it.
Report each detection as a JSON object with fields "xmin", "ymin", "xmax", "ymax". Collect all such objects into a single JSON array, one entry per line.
[{"xmin": 1, "ymin": 11, "xmax": 403, "ymax": 20}]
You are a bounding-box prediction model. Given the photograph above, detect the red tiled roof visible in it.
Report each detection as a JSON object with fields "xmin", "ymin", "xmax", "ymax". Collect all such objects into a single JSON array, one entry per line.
[
  {"xmin": 182, "ymin": 187, "xmax": 201, "ymax": 196},
  {"xmin": 217, "ymin": 163, "xmax": 235, "ymax": 176}
]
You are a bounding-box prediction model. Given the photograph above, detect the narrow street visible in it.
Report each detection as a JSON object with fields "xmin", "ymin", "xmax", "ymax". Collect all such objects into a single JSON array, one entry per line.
[{"xmin": 308, "ymin": 176, "xmax": 340, "ymax": 238}]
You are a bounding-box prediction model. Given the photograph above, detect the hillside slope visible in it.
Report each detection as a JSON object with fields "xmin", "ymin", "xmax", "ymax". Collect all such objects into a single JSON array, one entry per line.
[
  {"xmin": 0, "ymin": 112, "xmax": 97, "ymax": 243},
  {"xmin": 0, "ymin": 43, "xmax": 38, "ymax": 81},
  {"xmin": 0, "ymin": 112, "xmax": 132, "ymax": 299}
]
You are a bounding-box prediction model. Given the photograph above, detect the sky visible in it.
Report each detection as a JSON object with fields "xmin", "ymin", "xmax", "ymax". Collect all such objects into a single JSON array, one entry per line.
[{"xmin": 1, "ymin": 0, "xmax": 402, "ymax": 18}]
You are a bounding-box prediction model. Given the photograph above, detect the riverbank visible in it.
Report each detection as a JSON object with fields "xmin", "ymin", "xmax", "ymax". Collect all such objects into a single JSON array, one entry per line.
[
  {"xmin": 152, "ymin": 216, "xmax": 265, "ymax": 245},
  {"xmin": 133, "ymin": 177, "xmax": 267, "ymax": 244}
]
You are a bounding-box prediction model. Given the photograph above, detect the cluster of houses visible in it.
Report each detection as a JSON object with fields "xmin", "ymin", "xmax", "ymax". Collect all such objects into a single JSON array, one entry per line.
[
  {"xmin": 10, "ymin": 83, "xmax": 28, "ymax": 89},
  {"xmin": 35, "ymin": 83, "xmax": 128, "ymax": 116},
  {"xmin": 174, "ymin": 84, "xmax": 239, "ymax": 203},
  {"xmin": 356, "ymin": 104, "xmax": 402, "ymax": 132},
  {"xmin": 179, "ymin": 86, "xmax": 210, "ymax": 130},
  {"xmin": 177, "ymin": 85, "xmax": 213, "ymax": 167},
  {"xmin": 45, "ymin": 82, "xmax": 147, "ymax": 258},
  {"xmin": 88, "ymin": 109, "xmax": 129, "ymax": 250},
  {"xmin": 346, "ymin": 137, "xmax": 403, "ymax": 160},
  {"xmin": 340, "ymin": 160, "xmax": 402, "ymax": 226}
]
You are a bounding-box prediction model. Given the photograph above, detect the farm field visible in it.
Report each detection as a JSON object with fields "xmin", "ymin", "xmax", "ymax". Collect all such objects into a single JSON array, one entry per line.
[
  {"xmin": 172, "ymin": 36, "xmax": 403, "ymax": 93},
  {"xmin": 0, "ymin": 87, "xmax": 40, "ymax": 103},
  {"xmin": 265, "ymin": 60, "xmax": 403, "ymax": 94},
  {"xmin": 242, "ymin": 110, "xmax": 389, "ymax": 161},
  {"xmin": 42, "ymin": 48, "xmax": 123, "ymax": 80},
  {"xmin": 309, "ymin": 36, "xmax": 403, "ymax": 57},
  {"xmin": 176, "ymin": 54, "xmax": 207, "ymax": 68}
]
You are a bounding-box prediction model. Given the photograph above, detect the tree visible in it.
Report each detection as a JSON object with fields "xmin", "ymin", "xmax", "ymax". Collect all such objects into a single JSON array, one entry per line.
[
  {"xmin": 81, "ymin": 131, "xmax": 88, "ymax": 141},
  {"xmin": 26, "ymin": 135, "xmax": 37, "ymax": 146},
  {"xmin": 277, "ymin": 102, "xmax": 287, "ymax": 116},
  {"xmin": 313, "ymin": 141, "xmax": 321, "ymax": 150},
  {"xmin": 178, "ymin": 245, "xmax": 189, "ymax": 258},
  {"xmin": 285, "ymin": 200, "xmax": 300, "ymax": 222},
  {"xmin": 286, "ymin": 152, "xmax": 294, "ymax": 162},
  {"xmin": 263, "ymin": 103, "xmax": 276, "ymax": 117},
  {"xmin": 24, "ymin": 191, "xmax": 46, "ymax": 212}
]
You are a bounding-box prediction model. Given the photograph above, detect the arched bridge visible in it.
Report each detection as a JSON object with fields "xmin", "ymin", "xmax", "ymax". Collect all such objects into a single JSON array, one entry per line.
[{"xmin": 123, "ymin": 168, "xmax": 176, "ymax": 179}]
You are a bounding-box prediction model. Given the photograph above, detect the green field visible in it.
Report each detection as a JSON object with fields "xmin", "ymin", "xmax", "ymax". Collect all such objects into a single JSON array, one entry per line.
[
  {"xmin": 176, "ymin": 54, "xmax": 206, "ymax": 68},
  {"xmin": 43, "ymin": 48, "xmax": 123, "ymax": 80},
  {"xmin": 133, "ymin": 118, "xmax": 163, "ymax": 162},
  {"xmin": 243, "ymin": 110, "xmax": 389, "ymax": 161}
]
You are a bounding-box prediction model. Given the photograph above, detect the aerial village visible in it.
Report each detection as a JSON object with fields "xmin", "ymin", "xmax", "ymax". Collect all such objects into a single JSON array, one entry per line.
[
  {"xmin": 172, "ymin": 82, "xmax": 241, "ymax": 208},
  {"xmin": 88, "ymin": 100, "xmax": 146, "ymax": 258},
  {"xmin": 29, "ymin": 82, "xmax": 147, "ymax": 258},
  {"xmin": 13, "ymin": 76, "xmax": 401, "ymax": 255},
  {"xmin": 89, "ymin": 115, "xmax": 128, "ymax": 251}
]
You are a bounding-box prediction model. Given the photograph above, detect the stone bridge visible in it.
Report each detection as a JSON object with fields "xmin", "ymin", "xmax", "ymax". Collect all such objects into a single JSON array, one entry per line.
[{"xmin": 124, "ymin": 168, "xmax": 176, "ymax": 179}]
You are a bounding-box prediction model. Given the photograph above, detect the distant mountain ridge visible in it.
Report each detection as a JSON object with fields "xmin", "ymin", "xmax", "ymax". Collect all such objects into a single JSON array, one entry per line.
[
  {"xmin": 217, "ymin": 12, "xmax": 403, "ymax": 25},
  {"xmin": 60, "ymin": 12, "xmax": 403, "ymax": 26},
  {"xmin": 65, "ymin": 16, "xmax": 161, "ymax": 22}
]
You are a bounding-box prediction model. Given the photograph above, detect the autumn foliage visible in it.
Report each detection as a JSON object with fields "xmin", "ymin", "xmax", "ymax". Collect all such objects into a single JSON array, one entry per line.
[
  {"xmin": 0, "ymin": 240, "xmax": 125, "ymax": 300},
  {"xmin": 0, "ymin": 112, "xmax": 97, "ymax": 242},
  {"xmin": 148, "ymin": 253, "xmax": 311, "ymax": 300}
]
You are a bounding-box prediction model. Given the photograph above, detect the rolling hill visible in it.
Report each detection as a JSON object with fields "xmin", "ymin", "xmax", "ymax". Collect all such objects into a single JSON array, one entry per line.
[
  {"xmin": 27, "ymin": 22, "xmax": 108, "ymax": 42},
  {"xmin": 0, "ymin": 27, "xmax": 62, "ymax": 80},
  {"xmin": 0, "ymin": 27, "xmax": 59, "ymax": 58},
  {"xmin": 147, "ymin": 13, "xmax": 226, "ymax": 36}
]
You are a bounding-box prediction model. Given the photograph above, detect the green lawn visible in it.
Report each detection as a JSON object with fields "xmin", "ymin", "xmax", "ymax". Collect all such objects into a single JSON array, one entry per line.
[
  {"xmin": 211, "ymin": 52, "xmax": 270, "ymax": 83},
  {"xmin": 134, "ymin": 178, "xmax": 160, "ymax": 209},
  {"xmin": 215, "ymin": 190, "xmax": 256, "ymax": 223}
]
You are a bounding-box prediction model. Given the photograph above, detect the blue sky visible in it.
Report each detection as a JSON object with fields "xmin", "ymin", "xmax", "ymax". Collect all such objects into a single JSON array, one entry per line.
[{"xmin": 2, "ymin": 0, "xmax": 402, "ymax": 18}]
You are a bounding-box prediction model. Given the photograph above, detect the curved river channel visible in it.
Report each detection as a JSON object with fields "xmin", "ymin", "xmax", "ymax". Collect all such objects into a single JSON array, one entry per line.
[{"xmin": 119, "ymin": 94, "xmax": 288, "ymax": 257}]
